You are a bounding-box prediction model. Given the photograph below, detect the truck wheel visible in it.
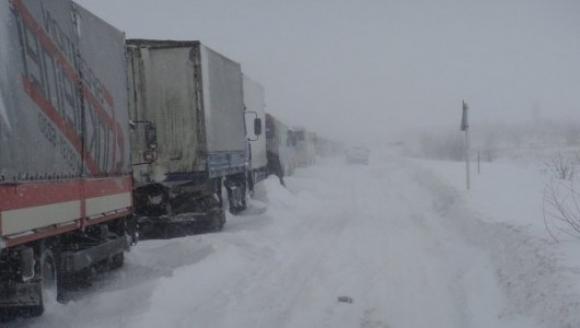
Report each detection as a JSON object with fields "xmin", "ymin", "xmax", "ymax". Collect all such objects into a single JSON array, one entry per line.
[
  {"xmin": 109, "ymin": 252, "xmax": 125, "ymax": 270},
  {"xmin": 28, "ymin": 250, "xmax": 58, "ymax": 317},
  {"xmin": 247, "ymin": 171, "xmax": 255, "ymax": 197},
  {"xmin": 209, "ymin": 209, "xmax": 226, "ymax": 232},
  {"xmin": 237, "ymin": 178, "xmax": 248, "ymax": 212},
  {"xmin": 240, "ymin": 192, "xmax": 247, "ymax": 211}
]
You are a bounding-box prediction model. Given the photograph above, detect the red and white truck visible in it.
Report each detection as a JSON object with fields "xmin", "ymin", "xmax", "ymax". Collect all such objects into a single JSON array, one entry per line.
[{"xmin": 0, "ymin": 0, "xmax": 133, "ymax": 315}]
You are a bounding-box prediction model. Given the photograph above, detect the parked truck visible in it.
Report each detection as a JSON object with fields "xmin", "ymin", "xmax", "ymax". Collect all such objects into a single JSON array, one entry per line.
[
  {"xmin": 315, "ymin": 136, "xmax": 344, "ymax": 158},
  {"xmin": 0, "ymin": 0, "xmax": 133, "ymax": 316},
  {"xmin": 293, "ymin": 128, "xmax": 317, "ymax": 167},
  {"xmin": 127, "ymin": 40, "xmax": 258, "ymax": 237},
  {"xmin": 243, "ymin": 76, "xmax": 267, "ymax": 193}
]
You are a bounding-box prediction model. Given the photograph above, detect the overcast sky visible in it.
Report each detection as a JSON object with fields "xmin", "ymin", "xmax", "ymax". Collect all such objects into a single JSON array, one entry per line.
[{"xmin": 77, "ymin": 0, "xmax": 580, "ymax": 143}]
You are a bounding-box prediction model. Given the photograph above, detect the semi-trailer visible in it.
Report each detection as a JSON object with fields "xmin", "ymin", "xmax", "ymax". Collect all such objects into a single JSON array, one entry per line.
[
  {"xmin": 127, "ymin": 39, "xmax": 259, "ymax": 237},
  {"xmin": 293, "ymin": 128, "xmax": 317, "ymax": 167},
  {"xmin": 0, "ymin": 0, "xmax": 322, "ymax": 319},
  {"xmin": 0, "ymin": 0, "xmax": 134, "ymax": 315},
  {"xmin": 243, "ymin": 75, "xmax": 267, "ymax": 193}
]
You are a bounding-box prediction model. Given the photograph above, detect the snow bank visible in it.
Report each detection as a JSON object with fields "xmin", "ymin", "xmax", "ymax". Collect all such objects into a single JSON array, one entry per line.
[
  {"xmin": 412, "ymin": 158, "xmax": 580, "ymax": 327},
  {"xmin": 416, "ymin": 159, "xmax": 546, "ymax": 232},
  {"xmin": 5, "ymin": 155, "xmax": 580, "ymax": 328},
  {"xmin": 262, "ymin": 175, "xmax": 296, "ymax": 208}
]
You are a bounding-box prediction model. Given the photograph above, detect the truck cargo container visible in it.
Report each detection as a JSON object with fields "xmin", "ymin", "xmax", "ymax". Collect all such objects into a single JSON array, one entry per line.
[
  {"xmin": 0, "ymin": 0, "xmax": 133, "ymax": 316},
  {"xmin": 315, "ymin": 136, "xmax": 344, "ymax": 157},
  {"xmin": 294, "ymin": 128, "xmax": 317, "ymax": 167},
  {"xmin": 127, "ymin": 39, "xmax": 253, "ymax": 236},
  {"xmin": 243, "ymin": 76, "xmax": 267, "ymax": 192}
]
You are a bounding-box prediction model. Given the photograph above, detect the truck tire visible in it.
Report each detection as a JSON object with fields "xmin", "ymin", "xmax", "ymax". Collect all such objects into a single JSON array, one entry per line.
[
  {"xmin": 239, "ymin": 177, "xmax": 248, "ymax": 211},
  {"xmin": 208, "ymin": 208, "xmax": 226, "ymax": 232},
  {"xmin": 226, "ymin": 173, "xmax": 247, "ymax": 214},
  {"xmin": 247, "ymin": 171, "xmax": 255, "ymax": 197},
  {"xmin": 109, "ymin": 252, "xmax": 125, "ymax": 270}
]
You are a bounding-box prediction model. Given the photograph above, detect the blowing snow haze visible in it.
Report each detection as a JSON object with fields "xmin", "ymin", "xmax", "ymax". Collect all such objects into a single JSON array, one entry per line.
[
  {"xmin": 5, "ymin": 0, "xmax": 580, "ymax": 325},
  {"xmin": 77, "ymin": 0, "xmax": 580, "ymax": 144}
]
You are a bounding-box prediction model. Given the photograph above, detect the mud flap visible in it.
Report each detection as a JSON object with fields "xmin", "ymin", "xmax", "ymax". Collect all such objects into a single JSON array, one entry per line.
[{"xmin": 0, "ymin": 280, "xmax": 41, "ymax": 308}]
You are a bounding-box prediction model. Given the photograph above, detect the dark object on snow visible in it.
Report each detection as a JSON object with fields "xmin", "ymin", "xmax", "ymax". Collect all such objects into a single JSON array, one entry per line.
[
  {"xmin": 337, "ymin": 296, "xmax": 354, "ymax": 304},
  {"xmin": 267, "ymin": 152, "xmax": 286, "ymax": 186}
]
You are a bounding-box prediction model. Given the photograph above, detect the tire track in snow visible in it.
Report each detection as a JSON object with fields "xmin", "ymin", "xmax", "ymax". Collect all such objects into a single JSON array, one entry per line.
[{"xmin": 4, "ymin": 157, "xmax": 557, "ymax": 328}]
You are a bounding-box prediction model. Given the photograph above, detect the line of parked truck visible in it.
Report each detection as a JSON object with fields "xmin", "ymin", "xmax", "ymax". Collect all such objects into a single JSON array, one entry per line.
[{"xmin": 0, "ymin": 0, "xmax": 342, "ymax": 317}]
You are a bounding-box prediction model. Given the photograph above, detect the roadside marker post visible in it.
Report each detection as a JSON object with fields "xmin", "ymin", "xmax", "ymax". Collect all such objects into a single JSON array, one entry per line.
[
  {"xmin": 460, "ymin": 100, "xmax": 471, "ymax": 190},
  {"xmin": 477, "ymin": 151, "xmax": 481, "ymax": 175}
]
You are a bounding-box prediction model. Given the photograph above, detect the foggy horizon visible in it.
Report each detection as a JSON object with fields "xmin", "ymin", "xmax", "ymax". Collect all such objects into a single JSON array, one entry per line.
[{"xmin": 77, "ymin": 0, "xmax": 580, "ymax": 144}]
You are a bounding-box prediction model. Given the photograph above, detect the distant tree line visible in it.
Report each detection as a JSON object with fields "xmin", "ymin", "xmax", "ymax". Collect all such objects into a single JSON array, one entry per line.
[{"xmin": 403, "ymin": 119, "xmax": 580, "ymax": 162}]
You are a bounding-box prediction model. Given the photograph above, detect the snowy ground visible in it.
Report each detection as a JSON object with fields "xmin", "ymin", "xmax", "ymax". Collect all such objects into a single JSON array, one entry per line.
[{"xmin": 7, "ymin": 152, "xmax": 580, "ymax": 328}]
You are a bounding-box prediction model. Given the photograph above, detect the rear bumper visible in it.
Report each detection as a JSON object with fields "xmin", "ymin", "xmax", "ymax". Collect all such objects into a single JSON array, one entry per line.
[
  {"xmin": 61, "ymin": 236, "xmax": 129, "ymax": 273},
  {"xmin": 137, "ymin": 212, "xmax": 217, "ymax": 239}
]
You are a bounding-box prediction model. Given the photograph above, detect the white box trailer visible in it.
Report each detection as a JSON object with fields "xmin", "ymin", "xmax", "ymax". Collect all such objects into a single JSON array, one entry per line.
[
  {"xmin": 293, "ymin": 128, "xmax": 317, "ymax": 167},
  {"xmin": 243, "ymin": 75, "xmax": 268, "ymax": 189},
  {"xmin": 127, "ymin": 40, "xmax": 247, "ymax": 185},
  {"xmin": 127, "ymin": 40, "xmax": 250, "ymax": 236}
]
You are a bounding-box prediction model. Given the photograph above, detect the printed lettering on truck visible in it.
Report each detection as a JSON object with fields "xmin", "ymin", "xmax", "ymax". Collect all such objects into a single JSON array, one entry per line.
[
  {"xmin": 11, "ymin": 0, "xmax": 125, "ymax": 175},
  {"xmin": 0, "ymin": 0, "xmax": 131, "ymax": 246}
]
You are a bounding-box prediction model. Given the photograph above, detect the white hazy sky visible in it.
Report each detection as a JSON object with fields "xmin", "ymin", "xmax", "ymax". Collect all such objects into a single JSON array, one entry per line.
[{"xmin": 77, "ymin": 0, "xmax": 580, "ymax": 143}]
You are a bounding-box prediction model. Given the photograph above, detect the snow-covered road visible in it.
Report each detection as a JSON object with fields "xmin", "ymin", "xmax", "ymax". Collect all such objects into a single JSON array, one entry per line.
[{"xmin": 8, "ymin": 154, "xmax": 578, "ymax": 327}]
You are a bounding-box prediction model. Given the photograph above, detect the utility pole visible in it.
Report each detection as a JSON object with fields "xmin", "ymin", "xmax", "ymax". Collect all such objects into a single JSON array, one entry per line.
[
  {"xmin": 477, "ymin": 151, "xmax": 481, "ymax": 175},
  {"xmin": 460, "ymin": 100, "xmax": 470, "ymax": 190}
]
